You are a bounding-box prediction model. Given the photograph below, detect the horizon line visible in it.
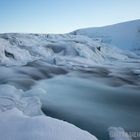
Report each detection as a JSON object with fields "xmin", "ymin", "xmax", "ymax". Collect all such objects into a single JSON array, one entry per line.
[{"xmin": 0, "ymin": 19, "xmax": 139, "ymax": 35}]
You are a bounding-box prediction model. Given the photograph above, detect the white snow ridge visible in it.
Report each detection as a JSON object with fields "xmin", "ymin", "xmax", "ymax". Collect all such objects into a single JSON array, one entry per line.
[
  {"xmin": 0, "ymin": 84, "xmax": 97, "ymax": 140},
  {"xmin": 71, "ymin": 19, "xmax": 140, "ymax": 50},
  {"xmin": 0, "ymin": 108, "xmax": 97, "ymax": 140}
]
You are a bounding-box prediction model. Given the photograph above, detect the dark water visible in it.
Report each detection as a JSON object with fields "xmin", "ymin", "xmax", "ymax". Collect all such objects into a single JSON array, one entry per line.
[{"xmin": 39, "ymin": 72, "xmax": 140, "ymax": 140}]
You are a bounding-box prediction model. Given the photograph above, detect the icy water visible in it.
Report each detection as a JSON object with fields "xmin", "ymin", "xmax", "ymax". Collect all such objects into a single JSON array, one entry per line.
[
  {"xmin": 0, "ymin": 61, "xmax": 140, "ymax": 140},
  {"xmin": 1, "ymin": 33, "xmax": 140, "ymax": 140},
  {"xmin": 37, "ymin": 71, "xmax": 140, "ymax": 140}
]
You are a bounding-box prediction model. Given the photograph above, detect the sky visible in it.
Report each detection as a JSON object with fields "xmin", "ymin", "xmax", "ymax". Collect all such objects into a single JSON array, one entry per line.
[{"xmin": 0, "ymin": 0, "xmax": 140, "ymax": 33}]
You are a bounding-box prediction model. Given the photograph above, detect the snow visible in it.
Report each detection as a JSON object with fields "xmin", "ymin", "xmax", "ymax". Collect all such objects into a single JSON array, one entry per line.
[
  {"xmin": 0, "ymin": 38, "xmax": 33, "ymax": 65},
  {"xmin": 0, "ymin": 108, "xmax": 97, "ymax": 140},
  {"xmin": 0, "ymin": 20, "xmax": 140, "ymax": 140},
  {"xmin": 71, "ymin": 19, "xmax": 140, "ymax": 50},
  {"xmin": 0, "ymin": 32, "xmax": 139, "ymax": 67},
  {"xmin": 0, "ymin": 84, "xmax": 43, "ymax": 116},
  {"xmin": 0, "ymin": 84, "xmax": 97, "ymax": 140}
]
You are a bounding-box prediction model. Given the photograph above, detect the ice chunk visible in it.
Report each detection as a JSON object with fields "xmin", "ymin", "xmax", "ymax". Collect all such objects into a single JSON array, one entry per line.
[{"xmin": 0, "ymin": 84, "xmax": 43, "ymax": 116}]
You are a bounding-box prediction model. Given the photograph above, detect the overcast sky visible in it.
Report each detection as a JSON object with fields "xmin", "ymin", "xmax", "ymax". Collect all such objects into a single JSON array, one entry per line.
[{"xmin": 0, "ymin": 0, "xmax": 140, "ymax": 33}]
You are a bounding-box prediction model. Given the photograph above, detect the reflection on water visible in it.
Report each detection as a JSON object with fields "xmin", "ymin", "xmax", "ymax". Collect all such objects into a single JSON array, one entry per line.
[{"xmin": 39, "ymin": 72, "xmax": 140, "ymax": 140}]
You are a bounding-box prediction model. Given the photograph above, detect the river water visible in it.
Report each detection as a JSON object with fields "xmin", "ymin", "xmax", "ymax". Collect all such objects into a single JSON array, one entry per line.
[
  {"xmin": 0, "ymin": 61, "xmax": 140, "ymax": 140},
  {"xmin": 37, "ymin": 71, "xmax": 140, "ymax": 140}
]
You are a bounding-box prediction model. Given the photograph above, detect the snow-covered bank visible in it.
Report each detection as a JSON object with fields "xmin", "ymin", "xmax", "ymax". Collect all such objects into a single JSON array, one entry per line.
[
  {"xmin": 0, "ymin": 108, "xmax": 97, "ymax": 140},
  {"xmin": 0, "ymin": 84, "xmax": 97, "ymax": 140},
  {"xmin": 0, "ymin": 84, "xmax": 43, "ymax": 116}
]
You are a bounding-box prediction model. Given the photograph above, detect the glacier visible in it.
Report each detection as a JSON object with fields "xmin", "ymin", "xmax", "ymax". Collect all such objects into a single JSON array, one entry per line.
[
  {"xmin": 71, "ymin": 19, "xmax": 140, "ymax": 50},
  {"xmin": 0, "ymin": 84, "xmax": 97, "ymax": 140},
  {"xmin": 0, "ymin": 20, "xmax": 140, "ymax": 140},
  {"xmin": 0, "ymin": 33, "xmax": 139, "ymax": 67}
]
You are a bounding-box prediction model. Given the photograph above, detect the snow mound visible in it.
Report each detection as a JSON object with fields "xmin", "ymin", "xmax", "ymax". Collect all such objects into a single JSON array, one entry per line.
[
  {"xmin": 0, "ymin": 84, "xmax": 97, "ymax": 140},
  {"xmin": 0, "ymin": 84, "xmax": 43, "ymax": 116},
  {"xmin": 0, "ymin": 108, "xmax": 97, "ymax": 140},
  {"xmin": 71, "ymin": 19, "xmax": 140, "ymax": 50}
]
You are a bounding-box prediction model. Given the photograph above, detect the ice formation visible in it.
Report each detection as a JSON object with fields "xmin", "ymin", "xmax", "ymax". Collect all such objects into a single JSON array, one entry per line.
[
  {"xmin": 0, "ymin": 33, "xmax": 138, "ymax": 67},
  {"xmin": 0, "ymin": 84, "xmax": 97, "ymax": 140},
  {"xmin": 0, "ymin": 20, "xmax": 140, "ymax": 140}
]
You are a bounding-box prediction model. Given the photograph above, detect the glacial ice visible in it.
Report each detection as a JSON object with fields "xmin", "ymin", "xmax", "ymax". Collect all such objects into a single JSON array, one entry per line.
[
  {"xmin": 0, "ymin": 33, "xmax": 138, "ymax": 68},
  {"xmin": 0, "ymin": 20, "xmax": 140, "ymax": 140},
  {"xmin": 0, "ymin": 84, "xmax": 97, "ymax": 140},
  {"xmin": 0, "ymin": 38, "xmax": 33, "ymax": 66},
  {"xmin": 0, "ymin": 84, "xmax": 43, "ymax": 116},
  {"xmin": 72, "ymin": 19, "xmax": 140, "ymax": 50}
]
